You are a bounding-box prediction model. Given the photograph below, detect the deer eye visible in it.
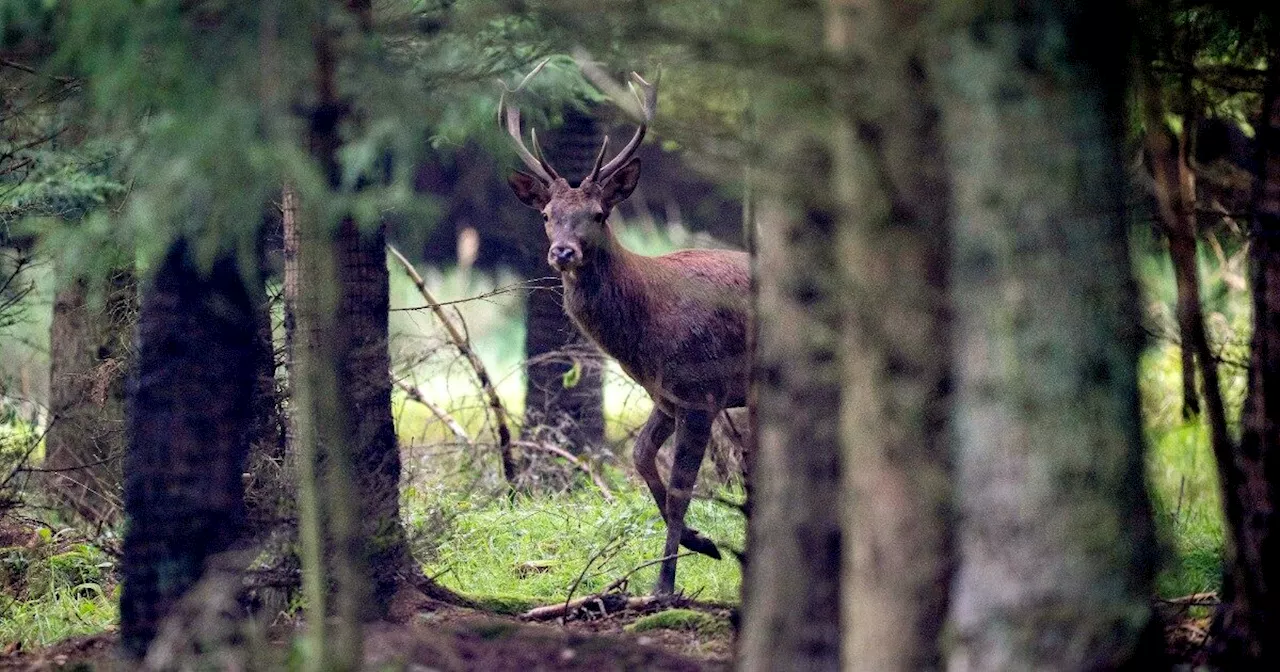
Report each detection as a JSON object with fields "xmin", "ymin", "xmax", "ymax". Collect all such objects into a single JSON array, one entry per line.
[
  {"xmin": 542, "ymin": 212, "xmax": 549, "ymax": 222},
  {"xmin": 593, "ymin": 212, "xmax": 605, "ymax": 223}
]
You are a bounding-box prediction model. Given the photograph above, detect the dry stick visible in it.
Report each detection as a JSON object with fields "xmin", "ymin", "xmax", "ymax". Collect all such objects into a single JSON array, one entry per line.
[
  {"xmin": 520, "ymin": 551, "xmax": 696, "ymax": 622},
  {"xmin": 387, "ymin": 244, "xmax": 517, "ymax": 489},
  {"xmin": 1158, "ymin": 592, "xmax": 1220, "ymax": 606},
  {"xmin": 552, "ymin": 534, "xmax": 628, "ymax": 625},
  {"xmin": 514, "ymin": 439, "xmax": 615, "ymax": 503},
  {"xmin": 395, "ymin": 379, "xmax": 474, "ymax": 449},
  {"xmin": 599, "ymin": 551, "xmax": 696, "ymax": 595}
]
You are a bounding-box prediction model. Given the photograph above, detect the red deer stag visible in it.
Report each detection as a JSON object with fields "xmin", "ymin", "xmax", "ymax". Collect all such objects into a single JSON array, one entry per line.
[{"xmin": 503, "ymin": 72, "xmax": 749, "ymax": 595}]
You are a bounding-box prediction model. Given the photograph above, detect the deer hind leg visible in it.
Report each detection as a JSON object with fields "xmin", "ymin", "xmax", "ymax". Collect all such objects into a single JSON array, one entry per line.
[{"xmin": 654, "ymin": 409, "xmax": 715, "ymax": 595}]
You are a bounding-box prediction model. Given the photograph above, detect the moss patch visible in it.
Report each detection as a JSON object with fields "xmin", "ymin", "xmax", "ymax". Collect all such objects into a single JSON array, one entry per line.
[
  {"xmin": 469, "ymin": 593, "xmax": 544, "ymax": 616},
  {"xmin": 625, "ymin": 609, "xmax": 729, "ymax": 636}
]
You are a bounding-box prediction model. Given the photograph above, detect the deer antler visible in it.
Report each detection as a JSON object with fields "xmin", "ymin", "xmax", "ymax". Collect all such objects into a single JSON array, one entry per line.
[
  {"xmin": 592, "ymin": 72, "xmax": 658, "ymax": 183},
  {"xmin": 498, "ymin": 60, "xmax": 562, "ymax": 184}
]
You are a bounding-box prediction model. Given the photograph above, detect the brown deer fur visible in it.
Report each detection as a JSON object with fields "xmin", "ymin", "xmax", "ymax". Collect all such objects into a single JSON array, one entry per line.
[{"xmin": 503, "ymin": 74, "xmax": 748, "ymax": 594}]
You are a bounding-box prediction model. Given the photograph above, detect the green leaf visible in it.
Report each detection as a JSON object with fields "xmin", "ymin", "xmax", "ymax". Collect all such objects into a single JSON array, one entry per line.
[{"xmin": 561, "ymin": 360, "xmax": 582, "ymax": 389}]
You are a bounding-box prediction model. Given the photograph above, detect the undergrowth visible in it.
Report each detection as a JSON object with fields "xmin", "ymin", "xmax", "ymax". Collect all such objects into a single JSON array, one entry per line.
[
  {"xmin": 410, "ymin": 485, "xmax": 745, "ymax": 607},
  {"xmin": 0, "ymin": 527, "xmax": 117, "ymax": 648}
]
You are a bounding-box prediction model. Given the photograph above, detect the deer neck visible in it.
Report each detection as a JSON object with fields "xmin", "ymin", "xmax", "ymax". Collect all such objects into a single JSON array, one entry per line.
[{"xmin": 560, "ymin": 228, "xmax": 649, "ymax": 361}]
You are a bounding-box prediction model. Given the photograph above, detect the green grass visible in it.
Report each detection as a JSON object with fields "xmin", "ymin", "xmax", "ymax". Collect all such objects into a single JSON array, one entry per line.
[
  {"xmin": 1140, "ymin": 342, "xmax": 1232, "ymax": 598},
  {"xmin": 411, "ymin": 486, "xmax": 745, "ymax": 606},
  {"xmin": 0, "ymin": 532, "xmax": 118, "ymax": 648}
]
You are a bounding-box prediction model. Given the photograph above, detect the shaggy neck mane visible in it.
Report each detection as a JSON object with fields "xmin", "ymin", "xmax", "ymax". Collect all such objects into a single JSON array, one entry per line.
[{"xmin": 562, "ymin": 225, "xmax": 657, "ymax": 365}]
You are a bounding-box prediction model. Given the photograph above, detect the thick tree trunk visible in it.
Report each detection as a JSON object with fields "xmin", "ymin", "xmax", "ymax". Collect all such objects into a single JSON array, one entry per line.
[
  {"xmin": 826, "ymin": 1, "xmax": 953, "ymax": 669},
  {"xmin": 1214, "ymin": 50, "xmax": 1280, "ymax": 669},
  {"xmin": 931, "ymin": 2, "xmax": 1159, "ymax": 669},
  {"xmin": 737, "ymin": 8, "xmax": 843, "ymax": 664},
  {"xmin": 521, "ymin": 107, "xmax": 605, "ymax": 466},
  {"xmin": 44, "ymin": 267, "xmax": 134, "ymax": 525},
  {"xmin": 119, "ymin": 241, "xmax": 258, "ymax": 659}
]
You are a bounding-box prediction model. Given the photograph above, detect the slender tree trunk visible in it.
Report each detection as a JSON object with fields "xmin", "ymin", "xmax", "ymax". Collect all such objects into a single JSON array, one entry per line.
[
  {"xmin": 1214, "ymin": 46, "xmax": 1280, "ymax": 669},
  {"xmin": 738, "ymin": 5, "xmax": 843, "ymax": 665},
  {"xmin": 336, "ymin": 214, "xmax": 409, "ymax": 613},
  {"xmin": 44, "ymin": 267, "xmax": 134, "ymax": 525},
  {"xmin": 1137, "ymin": 55, "xmax": 1228, "ymax": 439},
  {"xmin": 931, "ymin": 2, "xmax": 1159, "ymax": 668},
  {"xmin": 289, "ymin": 193, "xmax": 354, "ymax": 666},
  {"xmin": 521, "ymin": 106, "xmax": 605, "ymax": 468},
  {"xmin": 119, "ymin": 241, "xmax": 258, "ymax": 659},
  {"xmin": 826, "ymin": 1, "xmax": 953, "ymax": 669}
]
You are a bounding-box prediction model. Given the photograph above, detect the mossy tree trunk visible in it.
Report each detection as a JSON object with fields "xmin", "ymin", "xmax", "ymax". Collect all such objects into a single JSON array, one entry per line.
[
  {"xmin": 826, "ymin": 1, "xmax": 954, "ymax": 669},
  {"xmin": 930, "ymin": 2, "xmax": 1159, "ymax": 668},
  {"xmin": 737, "ymin": 4, "xmax": 843, "ymax": 668}
]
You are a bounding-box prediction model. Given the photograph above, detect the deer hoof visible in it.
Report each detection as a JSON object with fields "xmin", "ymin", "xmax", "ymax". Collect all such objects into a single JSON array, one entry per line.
[{"xmin": 680, "ymin": 528, "xmax": 721, "ymax": 560}]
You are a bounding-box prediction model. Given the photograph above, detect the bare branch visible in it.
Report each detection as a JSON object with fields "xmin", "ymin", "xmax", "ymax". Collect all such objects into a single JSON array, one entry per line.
[{"xmin": 386, "ymin": 243, "xmax": 517, "ymax": 489}]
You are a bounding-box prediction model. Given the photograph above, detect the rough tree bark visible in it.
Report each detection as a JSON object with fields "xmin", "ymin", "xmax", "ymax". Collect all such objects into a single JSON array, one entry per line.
[
  {"xmin": 1214, "ymin": 42, "xmax": 1280, "ymax": 669},
  {"xmin": 119, "ymin": 241, "xmax": 258, "ymax": 659},
  {"xmin": 737, "ymin": 4, "xmax": 843, "ymax": 667},
  {"xmin": 335, "ymin": 213, "xmax": 409, "ymax": 612},
  {"xmin": 931, "ymin": 2, "xmax": 1159, "ymax": 668},
  {"xmin": 520, "ymin": 106, "xmax": 606, "ymax": 466},
  {"xmin": 44, "ymin": 267, "xmax": 134, "ymax": 525},
  {"xmin": 826, "ymin": 1, "xmax": 953, "ymax": 669}
]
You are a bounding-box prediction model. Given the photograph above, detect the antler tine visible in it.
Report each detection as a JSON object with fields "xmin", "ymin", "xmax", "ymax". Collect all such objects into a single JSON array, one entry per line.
[
  {"xmin": 597, "ymin": 71, "xmax": 658, "ymax": 181},
  {"xmin": 589, "ymin": 135, "xmax": 610, "ymax": 183},
  {"xmin": 501, "ymin": 100, "xmax": 559, "ymax": 184},
  {"xmin": 529, "ymin": 127, "xmax": 560, "ymax": 181}
]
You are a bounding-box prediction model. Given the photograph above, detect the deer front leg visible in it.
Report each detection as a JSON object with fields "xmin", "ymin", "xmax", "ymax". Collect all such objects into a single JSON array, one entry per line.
[
  {"xmin": 634, "ymin": 408, "xmax": 721, "ymax": 563},
  {"xmin": 633, "ymin": 408, "xmax": 675, "ymax": 519},
  {"xmin": 654, "ymin": 409, "xmax": 713, "ymax": 595}
]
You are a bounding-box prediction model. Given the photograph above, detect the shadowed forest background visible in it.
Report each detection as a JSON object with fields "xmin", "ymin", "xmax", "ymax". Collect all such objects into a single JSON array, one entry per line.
[{"xmin": 1, "ymin": 0, "xmax": 1279, "ymax": 669}]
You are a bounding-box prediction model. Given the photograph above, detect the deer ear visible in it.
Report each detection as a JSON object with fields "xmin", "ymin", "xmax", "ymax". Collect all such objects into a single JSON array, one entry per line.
[
  {"xmin": 601, "ymin": 158, "xmax": 641, "ymax": 210},
  {"xmin": 508, "ymin": 171, "xmax": 550, "ymax": 209}
]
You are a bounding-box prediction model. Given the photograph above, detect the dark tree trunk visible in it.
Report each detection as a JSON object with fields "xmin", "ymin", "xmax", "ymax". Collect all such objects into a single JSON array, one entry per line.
[
  {"xmin": 119, "ymin": 241, "xmax": 258, "ymax": 659},
  {"xmin": 1213, "ymin": 46, "xmax": 1280, "ymax": 669},
  {"xmin": 44, "ymin": 267, "xmax": 134, "ymax": 526},
  {"xmin": 521, "ymin": 107, "xmax": 606, "ymax": 464},
  {"xmin": 336, "ymin": 216, "xmax": 409, "ymax": 615}
]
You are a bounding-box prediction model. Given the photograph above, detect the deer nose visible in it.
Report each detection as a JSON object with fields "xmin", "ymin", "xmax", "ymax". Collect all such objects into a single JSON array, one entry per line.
[{"xmin": 549, "ymin": 245, "xmax": 579, "ymax": 268}]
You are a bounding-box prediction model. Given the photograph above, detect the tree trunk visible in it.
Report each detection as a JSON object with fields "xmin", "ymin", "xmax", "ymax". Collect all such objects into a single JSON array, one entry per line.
[
  {"xmin": 119, "ymin": 241, "xmax": 258, "ymax": 659},
  {"xmin": 931, "ymin": 2, "xmax": 1159, "ymax": 668},
  {"xmin": 336, "ymin": 215, "xmax": 409, "ymax": 614},
  {"xmin": 826, "ymin": 1, "xmax": 953, "ymax": 669},
  {"xmin": 1213, "ymin": 46, "xmax": 1280, "ymax": 669},
  {"xmin": 521, "ymin": 106, "xmax": 606, "ymax": 467},
  {"xmin": 737, "ymin": 7, "xmax": 843, "ymax": 664},
  {"xmin": 44, "ymin": 267, "xmax": 134, "ymax": 526}
]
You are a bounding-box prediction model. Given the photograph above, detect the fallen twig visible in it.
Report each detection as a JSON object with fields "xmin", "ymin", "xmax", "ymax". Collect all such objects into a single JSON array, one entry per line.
[
  {"xmin": 514, "ymin": 439, "xmax": 615, "ymax": 503},
  {"xmin": 1158, "ymin": 592, "xmax": 1220, "ymax": 607},
  {"xmin": 521, "ymin": 594, "xmax": 660, "ymax": 622},
  {"xmin": 519, "ymin": 551, "xmax": 696, "ymax": 622},
  {"xmin": 599, "ymin": 551, "xmax": 696, "ymax": 596},
  {"xmin": 387, "ymin": 244, "xmax": 517, "ymax": 489}
]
